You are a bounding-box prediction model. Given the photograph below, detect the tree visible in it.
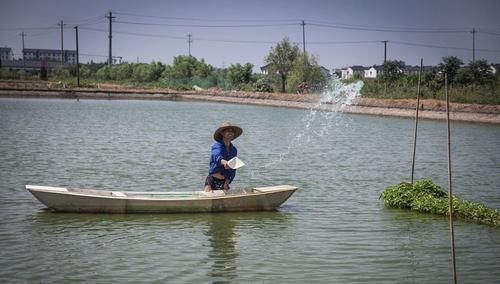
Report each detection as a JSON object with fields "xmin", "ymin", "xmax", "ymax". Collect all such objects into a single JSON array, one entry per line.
[
  {"xmin": 131, "ymin": 63, "xmax": 165, "ymax": 82},
  {"xmin": 468, "ymin": 59, "xmax": 494, "ymax": 85},
  {"xmin": 287, "ymin": 53, "xmax": 328, "ymax": 93},
  {"xmin": 265, "ymin": 38, "xmax": 300, "ymax": 93},
  {"xmin": 438, "ymin": 56, "xmax": 463, "ymax": 84},
  {"xmin": 382, "ymin": 60, "xmax": 405, "ymax": 82},
  {"xmin": 226, "ymin": 63, "xmax": 254, "ymax": 90},
  {"xmin": 162, "ymin": 55, "xmax": 213, "ymax": 79}
]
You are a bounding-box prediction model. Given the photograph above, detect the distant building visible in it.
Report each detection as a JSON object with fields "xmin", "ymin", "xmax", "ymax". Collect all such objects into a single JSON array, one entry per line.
[
  {"xmin": 0, "ymin": 47, "xmax": 14, "ymax": 61},
  {"xmin": 260, "ymin": 63, "xmax": 270, "ymax": 74},
  {"xmin": 341, "ymin": 64, "xmax": 435, "ymax": 80},
  {"xmin": 23, "ymin": 48, "xmax": 77, "ymax": 64},
  {"xmin": 490, "ymin": 64, "xmax": 500, "ymax": 75},
  {"xmin": 403, "ymin": 65, "xmax": 435, "ymax": 75},
  {"xmin": 341, "ymin": 65, "xmax": 365, "ymax": 80},
  {"xmin": 364, "ymin": 65, "xmax": 384, "ymax": 79}
]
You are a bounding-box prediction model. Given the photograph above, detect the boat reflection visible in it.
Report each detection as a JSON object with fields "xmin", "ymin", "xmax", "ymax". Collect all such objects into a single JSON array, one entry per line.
[
  {"xmin": 204, "ymin": 211, "xmax": 292, "ymax": 283},
  {"xmin": 29, "ymin": 210, "xmax": 293, "ymax": 282}
]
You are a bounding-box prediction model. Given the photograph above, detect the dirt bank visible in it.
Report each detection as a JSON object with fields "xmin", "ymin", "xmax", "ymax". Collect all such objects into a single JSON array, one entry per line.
[{"xmin": 0, "ymin": 80, "xmax": 499, "ymax": 124}]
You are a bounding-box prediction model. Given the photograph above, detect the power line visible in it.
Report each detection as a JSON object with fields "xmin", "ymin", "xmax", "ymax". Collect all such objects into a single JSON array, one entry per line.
[
  {"xmin": 391, "ymin": 40, "xmax": 500, "ymax": 53},
  {"xmin": 308, "ymin": 22, "xmax": 469, "ymax": 33},
  {"xmin": 112, "ymin": 11, "xmax": 299, "ymax": 23},
  {"xmin": 77, "ymin": 26, "xmax": 500, "ymax": 54},
  {"xmin": 80, "ymin": 27, "xmax": 282, "ymax": 44},
  {"xmin": 307, "ymin": 20, "xmax": 470, "ymax": 33},
  {"xmin": 477, "ymin": 30, "xmax": 500, "ymax": 36},
  {"xmin": 65, "ymin": 15, "xmax": 104, "ymax": 26},
  {"xmin": 0, "ymin": 26, "xmax": 58, "ymax": 31},
  {"xmin": 114, "ymin": 20, "xmax": 298, "ymax": 28},
  {"xmin": 195, "ymin": 37, "xmax": 278, "ymax": 44},
  {"xmin": 111, "ymin": 11, "xmax": 500, "ymax": 35},
  {"xmin": 306, "ymin": 40, "xmax": 381, "ymax": 45},
  {"xmin": 79, "ymin": 27, "xmax": 186, "ymax": 40}
]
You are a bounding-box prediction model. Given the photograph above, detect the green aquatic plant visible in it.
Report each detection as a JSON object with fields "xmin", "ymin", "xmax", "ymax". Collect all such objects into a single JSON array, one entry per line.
[{"xmin": 380, "ymin": 179, "xmax": 499, "ymax": 227}]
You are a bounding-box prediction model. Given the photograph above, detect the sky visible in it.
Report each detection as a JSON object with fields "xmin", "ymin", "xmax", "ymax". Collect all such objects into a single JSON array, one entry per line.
[{"xmin": 1, "ymin": 0, "xmax": 500, "ymax": 71}]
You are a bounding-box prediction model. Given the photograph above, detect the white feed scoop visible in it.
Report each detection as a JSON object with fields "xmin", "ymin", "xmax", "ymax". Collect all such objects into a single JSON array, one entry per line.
[{"xmin": 227, "ymin": 157, "xmax": 245, "ymax": 169}]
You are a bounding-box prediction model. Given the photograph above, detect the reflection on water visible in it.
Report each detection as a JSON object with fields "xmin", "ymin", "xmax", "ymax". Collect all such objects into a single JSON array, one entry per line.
[
  {"xmin": 206, "ymin": 215, "xmax": 238, "ymax": 282},
  {"xmin": 203, "ymin": 211, "xmax": 292, "ymax": 283},
  {"xmin": 27, "ymin": 210, "xmax": 292, "ymax": 283}
]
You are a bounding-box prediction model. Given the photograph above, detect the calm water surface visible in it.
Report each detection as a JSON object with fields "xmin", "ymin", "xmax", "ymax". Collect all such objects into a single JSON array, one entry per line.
[{"xmin": 0, "ymin": 97, "xmax": 499, "ymax": 283}]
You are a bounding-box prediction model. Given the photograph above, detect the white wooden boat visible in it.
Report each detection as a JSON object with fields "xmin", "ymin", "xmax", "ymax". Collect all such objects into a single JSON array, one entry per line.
[{"xmin": 26, "ymin": 185, "xmax": 297, "ymax": 213}]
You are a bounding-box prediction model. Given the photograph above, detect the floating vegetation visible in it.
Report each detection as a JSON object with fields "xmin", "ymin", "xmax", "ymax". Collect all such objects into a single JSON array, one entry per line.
[{"xmin": 380, "ymin": 179, "xmax": 499, "ymax": 227}]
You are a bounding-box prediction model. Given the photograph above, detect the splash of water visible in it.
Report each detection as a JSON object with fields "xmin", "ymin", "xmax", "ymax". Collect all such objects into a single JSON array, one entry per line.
[{"xmin": 263, "ymin": 75, "xmax": 364, "ymax": 169}]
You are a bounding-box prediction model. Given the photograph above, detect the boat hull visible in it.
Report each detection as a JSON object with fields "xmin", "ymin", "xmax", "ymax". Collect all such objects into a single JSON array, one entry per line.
[{"xmin": 26, "ymin": 185, "xmax": 297, "ymax": 213}]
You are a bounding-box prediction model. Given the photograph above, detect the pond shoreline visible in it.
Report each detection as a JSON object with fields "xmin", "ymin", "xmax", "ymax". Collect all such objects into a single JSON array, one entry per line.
[{"xmin": 0, "ymin": 85, "xmax": 499, "ymax": 124}]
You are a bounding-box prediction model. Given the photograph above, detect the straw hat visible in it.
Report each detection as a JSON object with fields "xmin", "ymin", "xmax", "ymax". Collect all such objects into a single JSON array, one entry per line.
[{"xmin": 213, "ymin": 122, "xmax": 243, "ymax": 141}]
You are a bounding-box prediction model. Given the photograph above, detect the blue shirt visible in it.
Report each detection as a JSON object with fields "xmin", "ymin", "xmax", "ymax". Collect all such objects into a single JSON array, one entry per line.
[{"xmin": 208, "ymin": 140, "xmax": 238, "ymax": 183}]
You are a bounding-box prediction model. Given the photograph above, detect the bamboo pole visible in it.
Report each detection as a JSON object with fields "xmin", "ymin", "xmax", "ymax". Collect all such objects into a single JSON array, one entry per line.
[
  {"xmin": 445, "ymin": 73, "xmax": 457, "ymax": 284},
  {"xmin": 411, "ymin": 58, "xmax": 423, "ymax": 184}
]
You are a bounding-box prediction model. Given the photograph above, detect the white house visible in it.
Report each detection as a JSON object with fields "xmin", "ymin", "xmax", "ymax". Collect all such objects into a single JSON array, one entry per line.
[
  {"xmin": 490, "ymin": 64, "xmax": 499, "ymax": 75},
  {"xmin": 341, "ymin": 65, "xmax": 366, "ymax": 80},
  {"xmin": 364, "ymin": 65, "xmax": 383, "ymax": 79}
]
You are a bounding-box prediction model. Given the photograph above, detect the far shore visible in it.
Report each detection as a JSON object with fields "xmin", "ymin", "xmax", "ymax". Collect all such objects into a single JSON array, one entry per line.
[{"xmin": 0, "ymin": 81, "xmax": 499, "ymax": 124}]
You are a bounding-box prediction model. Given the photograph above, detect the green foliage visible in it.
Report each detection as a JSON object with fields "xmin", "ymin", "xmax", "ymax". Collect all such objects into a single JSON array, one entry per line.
[
  {"xmin": 468, "ymin": 60, "xmax": 495, "ymax": 85},
  {"xmin": 438, "ymin": 56, "xmax": 463, "ymax": 84},
  {"xmin": 265, "ymin": 37, "xmax": 300, "ymax": 93},
  {"xmin": 287, "ymin": 54, "xmax": 328, "ymax": 93},
  {"xmin": 381, "ymin": 60, "xmax": 405, "ymax": 82},
  {"xmin": 0, "ymin": 68, "xmax": 22, "ymax": 79},
  {"xmin": 253, "ymin": 77, "xmax": 274, "ymax": 92},
  {"xmin": 226, "ymin": 63, "xmax": 254, "ymax": 90},
  {"xmin": 39, "ymin": 65, "xmax": 47, "ymax": 80},
  {"xmin": 380, "ymin": 179, "xmax": 500, "ymax": 226},
  {"xmin": 360, "ymin": 59, "xmax": 500, "ymax": 104},
  {"xmin": 95, "ymin": 65, "xmax": 112, "ymax": 80},
  {"xmin": 162, "ymin": 55, "xmax": 213, "ymax": 79},
  {"xmin": 50, "ymin": 65, "xmax": 70, "ymax": 80},
  {"xmin": 132, "ymin": 62, "xmax": 164, "ymax": 82}
]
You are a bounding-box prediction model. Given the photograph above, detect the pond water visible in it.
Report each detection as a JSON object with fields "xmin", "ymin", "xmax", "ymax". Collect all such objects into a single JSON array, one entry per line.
[{"xmin": 0, "ymin": 97, "xmax": 499, "ymax": 283}]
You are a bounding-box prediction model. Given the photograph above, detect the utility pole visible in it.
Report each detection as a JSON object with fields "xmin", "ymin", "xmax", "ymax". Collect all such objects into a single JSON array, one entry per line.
[
  {"xmin": 106, "ymin": 11, "xmax": 115, "ymax": 65},
  {"xmin": 75, "ymin": 26, "xmax": 80, "ymax": 87},
  {"xmin": 383, "ymin": 40, "xmax": 387, "ymax": 66},
  {"xmin": 472, "ymin": 28, "xmax": 476, "ymax": 64},
  {"xmin": 188, "ymin": 34, "xmax": 193, "ymax": 56},
  {"xmin": 21, "ymin": 31, "xmax": 25, "ymax": 71},
  {"xmin": 301, "ymin": 20, "xmax": 306, "ymax": 55},
  {"xmin": 58, "ymin": 20, "xmax": 66, "ymax": 66},
  {"xmin": 301, "ymin": 20, "xmax": 307, "ymax": 82}
]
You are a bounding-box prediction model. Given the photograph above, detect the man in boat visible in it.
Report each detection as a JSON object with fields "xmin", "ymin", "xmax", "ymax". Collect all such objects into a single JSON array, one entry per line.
[{"xmin": 204, "ymin": 122, "xmax": 243, "ymax": 192}]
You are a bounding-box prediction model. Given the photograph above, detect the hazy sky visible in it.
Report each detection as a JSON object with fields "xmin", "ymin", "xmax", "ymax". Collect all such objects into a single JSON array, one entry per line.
[{"xmin": 1, "ymin": 0, "xmax": 499, "ymax": 70}]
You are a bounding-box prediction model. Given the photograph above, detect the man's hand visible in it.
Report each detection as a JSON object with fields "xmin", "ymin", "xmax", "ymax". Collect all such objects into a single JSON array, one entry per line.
[{"xmin": 221, "ymin": 159, "xmax": 230, "ymax": 169}]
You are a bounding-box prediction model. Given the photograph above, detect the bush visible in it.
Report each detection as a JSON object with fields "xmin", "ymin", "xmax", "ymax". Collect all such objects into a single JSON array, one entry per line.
[
  {"xmin": 0, "ymin": 68, "xmax": 22, "ymax": 79},
  {"xmin": 226, "ymin": 63, "xmax": 254, "ymax": 90},
  {"xmin": 380, "ymin": 179, "xmax": 499, "ymax": 226},
  {"xmin": 253, "ymin": 78, "xmax": 274, "ymax": 93}
]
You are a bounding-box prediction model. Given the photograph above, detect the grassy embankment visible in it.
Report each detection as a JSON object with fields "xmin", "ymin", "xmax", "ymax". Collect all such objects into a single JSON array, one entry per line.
[
  {"xmin": 2, "ymin": 69, "xmax": 500, "ymax": 105},
  {"xmin": 360, "ymin": 75, "xmax": 500, "ymax": 105}
]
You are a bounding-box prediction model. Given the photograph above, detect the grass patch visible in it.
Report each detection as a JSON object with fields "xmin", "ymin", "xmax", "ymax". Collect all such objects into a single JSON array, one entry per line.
[{"xmin": 380, "ymin": 179, "xmax": 499, "ymax": 226}]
